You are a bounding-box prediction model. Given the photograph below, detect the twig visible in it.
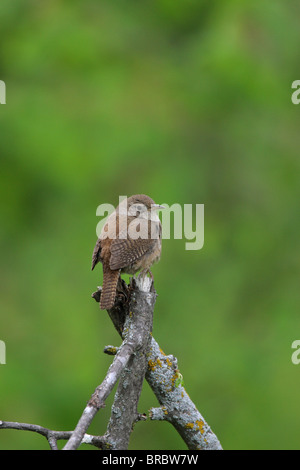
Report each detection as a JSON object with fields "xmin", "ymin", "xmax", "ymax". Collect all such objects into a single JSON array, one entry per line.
[
  {"xmin": 0, "ymin": 420, "xmax": 109, "ymax": 449},
  {"xmin": 62, "ymin": 342, "xmax": 136, "ymax": 450}
]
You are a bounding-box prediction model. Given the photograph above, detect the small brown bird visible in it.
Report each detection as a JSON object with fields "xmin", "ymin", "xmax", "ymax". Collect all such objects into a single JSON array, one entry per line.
[{"xmin": 92, "ymin": 194, "xmax": 164, "ymax": 310}]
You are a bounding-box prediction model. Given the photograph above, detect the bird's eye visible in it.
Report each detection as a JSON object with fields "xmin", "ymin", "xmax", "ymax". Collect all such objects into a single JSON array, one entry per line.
[{"xmin": 129, "ymin": 204, "xmax": 143, "ymax": 216}]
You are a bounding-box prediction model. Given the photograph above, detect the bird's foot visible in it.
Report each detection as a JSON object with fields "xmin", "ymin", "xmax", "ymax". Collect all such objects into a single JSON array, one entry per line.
[{"xmin": 138, "ymin": 269, "xmax": 154, "ymax": 281}]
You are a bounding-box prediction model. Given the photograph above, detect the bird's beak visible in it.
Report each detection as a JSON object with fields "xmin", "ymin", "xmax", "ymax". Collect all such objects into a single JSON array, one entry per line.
[{"xmin": 152, "ymin": 204, "xmax": 165, "ymax": 210}]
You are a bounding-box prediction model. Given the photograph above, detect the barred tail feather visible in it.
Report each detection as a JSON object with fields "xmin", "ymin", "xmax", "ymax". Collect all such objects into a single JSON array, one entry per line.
[{"xmin": 100, "ymin": 268, "xmax": 120, "ymax": 310}]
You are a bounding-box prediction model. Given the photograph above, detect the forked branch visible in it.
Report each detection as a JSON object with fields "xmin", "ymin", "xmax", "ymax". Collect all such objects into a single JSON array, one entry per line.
[{"xmin": 0, "ymin": 276, "xmax": 222, "ymax": 450}]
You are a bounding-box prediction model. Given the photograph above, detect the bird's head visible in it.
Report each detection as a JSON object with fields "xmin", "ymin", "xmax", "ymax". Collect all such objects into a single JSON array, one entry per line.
[{"xmin": 127, "ymin": 194, "xmax": 164, "ymax": 218}]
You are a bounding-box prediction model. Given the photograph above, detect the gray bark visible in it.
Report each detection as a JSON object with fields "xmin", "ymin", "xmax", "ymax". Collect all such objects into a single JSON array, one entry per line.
[
  {"xmin": 1, "ymin": 276, "xmax": 222, "ymax": 450},
  {"xmin": 93, "ymin": 277, "xmax": 222, "ymax": 450},
  {"xmin": 103, "ymin": 277, "xmax": 155, "ymax": 449}
]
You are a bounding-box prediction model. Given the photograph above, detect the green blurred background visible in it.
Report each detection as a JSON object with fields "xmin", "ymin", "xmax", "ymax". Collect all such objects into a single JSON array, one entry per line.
[{"xmin": 1, "ymin": 0, "xmax": 300, "ymax": 450}]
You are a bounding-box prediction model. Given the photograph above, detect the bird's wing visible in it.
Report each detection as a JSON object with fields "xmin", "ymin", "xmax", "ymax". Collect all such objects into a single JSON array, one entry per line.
[
  {"xmin": 91, "ymin": 213, "xmax": 117, "ymax": 270},
  {"xmin": 91, "ymin": 238, "xmax": 102, "ymax": 270},
  {"xmin": 109, "ymin": 237, "xmax": 156, "ymax": 270}
]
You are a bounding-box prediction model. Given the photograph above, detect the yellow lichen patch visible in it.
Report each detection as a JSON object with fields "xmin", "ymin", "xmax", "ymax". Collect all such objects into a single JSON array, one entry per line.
[
  {"xmin": 148, "ymin": 359, "xmax": 156, "ymax": 371},
  {"xmin": 170, "ymin": 374, "xmax": 177, "ymax": 389},
  {"xmin": 196, "ymin": 420, "xmax": 205, "ymax": 435},
  {"xmin": 165, "ymin": 357, "xmax": 172, "ymax": 367},
  {"xmin": 159, "ymin": 347, "xmax": 166, "ymax": 356},
  {"xmin": 148, "ymin": 358, "xmax": 162, "ymax": 371},
  {"xmin": 105, "ymin": 346, "xmax": 118, "ymax": 355},
  {"xmin": 185, "ymin": 422, "xmax": 194, "ymax": 429}
]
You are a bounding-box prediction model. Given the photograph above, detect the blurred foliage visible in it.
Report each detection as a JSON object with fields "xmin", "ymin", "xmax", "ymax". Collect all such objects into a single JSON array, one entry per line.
[{"xmin": 0, "ymin": 0, "xmax": 300, "ymax": 450}]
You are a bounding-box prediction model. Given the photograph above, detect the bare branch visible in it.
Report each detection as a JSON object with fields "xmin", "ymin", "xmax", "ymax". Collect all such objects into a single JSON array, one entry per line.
[
  {"xmin": 93, "ymin": 278, "xmax": 223, "ymax": 450},
  {"xmin": 1, "ymin": 275, "xmax": 222, "ymax": 451},
  {"xmin": 62, "ymin": 342, "xmax": 135, "ymax": 450},
  {"xmin": 146, "ymin": 338, "xmax": 222, "ymax": 450},
  {"xmin": 0, "ymin": 420, "xmax": 108, "ymax": 449},
  {"xmin": 103, "ymin": 275, "xmax": 155, "ymax": 449},
  {"xmin": 63, "ymin": 275, "xmax": 155, "ymax": 450}
]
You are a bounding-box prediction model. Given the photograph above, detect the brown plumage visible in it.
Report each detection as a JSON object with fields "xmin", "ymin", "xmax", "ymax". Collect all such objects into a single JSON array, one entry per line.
[{"xmin": 92, "ymin": 194, "xmax": 163, "ymax": 310}]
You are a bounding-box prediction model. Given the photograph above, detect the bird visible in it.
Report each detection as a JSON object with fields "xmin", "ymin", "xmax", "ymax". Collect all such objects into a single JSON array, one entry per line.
[{"xmin": 92, "ymin": 194, "xmax": 164, "ymax": 310}]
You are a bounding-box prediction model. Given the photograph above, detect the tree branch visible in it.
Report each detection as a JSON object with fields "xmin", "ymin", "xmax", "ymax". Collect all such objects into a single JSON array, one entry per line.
[
  {"xmin": 146, "ymin": 338, "xmax": 222, "ymax": 450},
  {"xmin": 0, "ymin": 420, "xmax": 108, "ymax": 450},
  {"xmin": 63, "ymin": 275, "xmax": 155, "ymax": 450},
  {"xmin": 103, "ymin": 276, "xmax": 155, "ymax": 449},
  {"xmin": 62, "ymin": 339, "xmax": 135, "ymax": 450},
  {"xmin": 1, "ymin": 275, "xmax": 222, "ymax": 451},
  {"xmin": 93, "ymin": 278, "xmax": 223, "ymax": 450}
]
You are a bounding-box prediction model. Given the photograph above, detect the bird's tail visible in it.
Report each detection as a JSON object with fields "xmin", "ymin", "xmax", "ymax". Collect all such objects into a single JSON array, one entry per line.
[{"xmin": 100, "ymin": 267, "xmax": 120, "ymax": 310}]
